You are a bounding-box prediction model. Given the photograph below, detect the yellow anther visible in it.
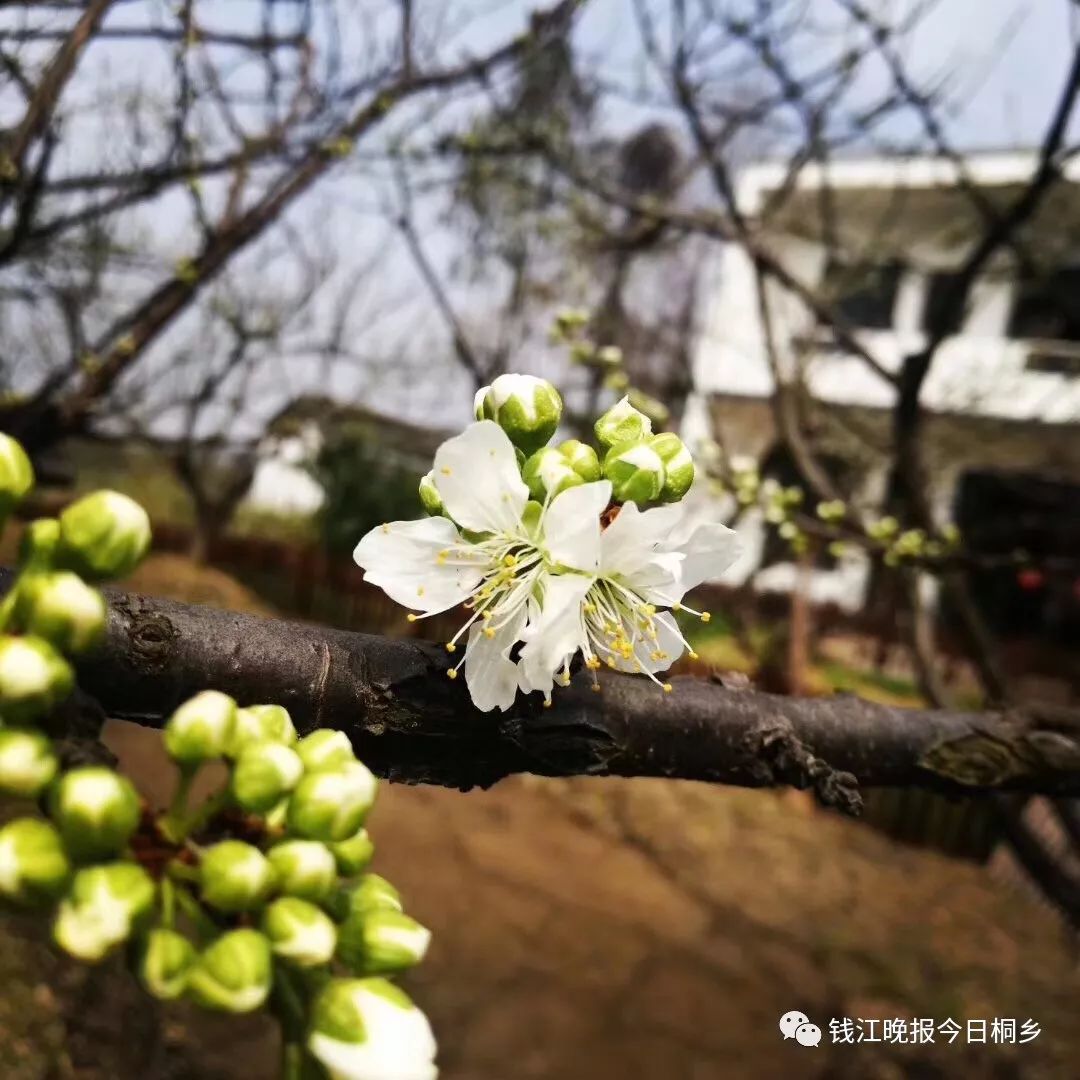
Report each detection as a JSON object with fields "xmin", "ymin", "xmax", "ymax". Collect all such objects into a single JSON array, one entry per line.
[
  {"xmin": 382, "ymin": 524, "xmax": 390, "ymax": 533},
  {"xmin": 445, "ymin": 643, "xmax": 456, "ymax": 653},
  {"xmin": 446, "ymin": 669, "xmax": 458, "ymax": 680},
  {"xmin": 440, "ymin": 467, "xmax": 452, "ymax": 476},
  {"xmin": 662, "ymin": 683, "xmax": 673, "ymax": 693},
  {"xmin": 700, "ymin": 611, "xmax": 711, "ymax": 623},
  {"xmin": 673, "ymin": 603, "xmax": 682, "ymax": 612},
  {"xmin": 483, "ymin": 627, "xmax": 496, "ymax": 638},
  {"xmin": 689, "ymin": 651, "xmax": 699, "ymax": 660},
  {"xmin": 482, "ymin": 610, "xmax": 493, "ymax": 620},
  {"xmin": 606, "ymin": 658, "xmax": 616, "ymax": 669},
  {"xmin": 417, "ymin": 586, "xmax": 425, "ymax": 597},
  {"xmin": 503, "ymin": 554, "xmax": 517, "ymax": 567},
  {"xmin": 407, "ymin": 614, "xmax": 418, "ymax": 622},
  {"xmin": 591, "ymin": 684, "xmax": 601, "ymax": 693},
  {"xmin": 643, "ymin": 604, "xmax": 656, "ymax": 616},
  {"xmin": 543, "ymin": 699, "xmax": 553, "ymax": 708}
]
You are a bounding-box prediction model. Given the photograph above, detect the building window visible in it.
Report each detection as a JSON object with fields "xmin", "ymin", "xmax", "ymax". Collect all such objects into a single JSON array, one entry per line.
[
  {"xmin": 921, "ymin": 270, "xmax": 967, "ymax": 335},
  {"xmin": 1008, "ymin": 267, "xmax": 1080, "ymax": 343},
  {"xmin": 820, "ymin": 258, "xmax": 902, "ymax": 331}
]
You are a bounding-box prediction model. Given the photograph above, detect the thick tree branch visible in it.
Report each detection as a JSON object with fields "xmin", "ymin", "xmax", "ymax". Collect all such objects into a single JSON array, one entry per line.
[{"xmin": 18, "ymin": 576, "xmax": 1080, "ymax": 799}]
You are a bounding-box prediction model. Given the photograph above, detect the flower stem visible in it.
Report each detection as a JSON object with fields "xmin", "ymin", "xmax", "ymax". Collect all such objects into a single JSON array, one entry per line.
[{"xmin": 160, "ymin": 768, "xmax": 198, "ymax": 842}]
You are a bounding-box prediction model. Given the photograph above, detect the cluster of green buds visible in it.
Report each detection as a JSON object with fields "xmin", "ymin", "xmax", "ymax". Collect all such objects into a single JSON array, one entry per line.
[
  {"xmin": 0, "ymin": 432, "xmax": 436, "ymax": 1080},
  {"xmin": 422, "ymin": 375, "xmax": 698, "ymax": 514}
]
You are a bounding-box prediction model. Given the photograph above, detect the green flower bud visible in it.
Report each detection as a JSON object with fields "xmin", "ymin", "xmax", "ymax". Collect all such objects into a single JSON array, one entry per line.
[
  {"xmin": 139, "ymin": 928, "xmax": 196, "ymax": 1000},
  {"xmin": 0, "ymin": 727, "xmax": 58, "ymax": 797},
  {"xmin": 230, "ymin": 741, "xmax": 303, "ymax": 813},
  {"xmin": 228, "ymin": 703, "xmax": 296, "ymax": 757},
  {"xmin": 48, "ymin": 766, "xmax": 141, "ymax": 861},
  {"xmin": 474, "ymin": 374, "xmax": 562, "ymax": 454},
  {"xmin": 56, "ymin": 490, "xmax": 151, "ymax": 580},
  {"xmin": 164, "ymin": 690, "xmax": 237, "ymax": 766},
  {"xmin": 337, "ymin": 909, "xmax": 431, "ymax": 976},
  {"xmin": 418, "ymin": 472, "xmax": 444, "ymax": 516},
  {"xmin": 19, "ymin": 519, "xmax": 60, "ymax": 571},
  {"xmin": 295, "ymin": 728, "xmax": 354, "ymax": 772},
  {"xmin": 287, "ymin": 761, "xmax": 377, "ymax": 843},
  {"xmin": 330, "ymin": 829, "xmax": 375, "ymax": 877},
  {"xmin": 0, "ymin": 818, "xmax": 70, "ymax": 907},
  {"xmin": 0, "ymin": 433, "xmax": 33, "ymax": 518},
  {"xmin": 559, "ymin": 439, "xmax": 602, "ymax": 482},
  {"xmin": 199, "ymin": 840, "xmax": 277, "ymax": 913},
  {"xmin": 0, "ymin": 635, "xmax": 74, "ymax": 724},
  {"xmin": 261, "ymin": 896, "xmax": 337, "ymax": 967},
  {"xmin": 594, "ymin": 396, "xmax": 652, "ymax": 448},
  {"xmin": 19, "ymin": 571, "xmax": 107, "ymax": 654},
  {"xmin": 521, "ymin": 447, "xmax": 583, "ymax": 501},
  {"xmin": 186, "ymin": 929, "xmax": 272, "ymax": 1013},
  {"xmin": 648, "ymin": 433, "xmax": 695, "ymax": 503},
  {"xmin": 602, "ymin": 440, "xmax": 665, "ymax": 505},
  {"xmin": 330, "ymin": 873, "xmax": 402, "ymax": 922},
  {"xmin": 308, "ymin": 978, "xmax": 437, "ymax": 1080},
  {"xmin": 267, "ymin": 839, "xmax": 338, "ymax": 901},
  {"xmin": 53, "ymin": 863, "xmax": 155, "ymax": 962}
]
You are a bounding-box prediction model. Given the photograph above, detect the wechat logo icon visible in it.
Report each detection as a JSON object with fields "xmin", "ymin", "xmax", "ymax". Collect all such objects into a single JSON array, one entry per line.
[{"xmin": 779, "ymin": 1011, "xmax": 822, "ymax": 1047}]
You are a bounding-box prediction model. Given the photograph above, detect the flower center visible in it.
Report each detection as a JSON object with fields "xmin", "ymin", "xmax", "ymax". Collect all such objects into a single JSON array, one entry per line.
[{"xmin": 414, "ymin": 531, "xmax": 546, "ymax": 678}]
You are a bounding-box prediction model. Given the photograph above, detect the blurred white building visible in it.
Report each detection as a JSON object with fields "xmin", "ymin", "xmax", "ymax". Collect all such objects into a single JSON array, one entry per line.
[{"xmin": 683, "ymin": 151, "xmax": 1080, "ymax": 627}]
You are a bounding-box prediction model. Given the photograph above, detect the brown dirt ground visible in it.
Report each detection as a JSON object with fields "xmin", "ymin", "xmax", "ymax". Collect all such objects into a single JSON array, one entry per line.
[{"xmin": 0, "ymin": 552, "xmax": 1078, "ymax": 1079}]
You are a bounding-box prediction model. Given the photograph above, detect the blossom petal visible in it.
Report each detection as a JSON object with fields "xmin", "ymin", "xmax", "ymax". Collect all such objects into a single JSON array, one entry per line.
[
  {"xmin": 542, "ymin": 481, "xmax": 611, "ymax": 573},
  {"xmin": 464, "ymin": 604, "xmax": 528, "ymax": 713},
  {"xmin": 666, "ymin": 521, "xmax": 741, "ymax": 598},
  {"xmin": 517, "ymin": 574, "xmax": 592, "ymax": 697},
  {"xmin": 354, "ymin": 517, "xmax": 482, "ymax": 613},
  {"xmin": 599, "ymin": 501, "xmax": 683, "ymax": 578},
  {"xmin": 432, "ymin": 421, "xmax": 529, "ymax": 535}
]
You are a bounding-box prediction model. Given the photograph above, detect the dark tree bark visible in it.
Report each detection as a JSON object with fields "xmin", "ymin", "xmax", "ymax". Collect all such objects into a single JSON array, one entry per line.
[{"xmin": 5, "ymin": 572, "xmax": 1077, "ymax": 804}]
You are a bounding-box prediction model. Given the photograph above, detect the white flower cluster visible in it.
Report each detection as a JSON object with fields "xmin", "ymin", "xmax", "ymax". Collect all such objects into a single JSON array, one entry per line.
[{"xmin": 355, "ymin": 374, "xmax": 740, "ymax": 711}]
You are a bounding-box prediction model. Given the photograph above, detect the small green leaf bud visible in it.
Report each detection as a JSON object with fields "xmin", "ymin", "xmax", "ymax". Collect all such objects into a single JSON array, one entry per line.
[
  {"xmin": 594, "ymin": 396, "xmax": 652, "ymax": 448},
  {"xmin": 228, "ymin": 703, "xmax": 296, "ymax": 757},
  {"xmin": 307, "ymin": 979, "xmax": 437, "ymax": 1080},
  {"xmin": 186, "ymin": 929, "xmax": 272, "ymax": 1013},
  {"xmin": 19, "ymin": 518, "xmax": 60, "ymax": 571},
  {"xmin": 230, "ymin": 741, "xmax": 303, "ymax": 813},
  {"xmin": 18, "ymin": 571, "xmax": 107, "ymax": 654},
  {"xmin": 474, "ymin": 374, "xmax": 562, "ymax": 454},
  {"xmin": 286, "ymin": 761, "xmax": 377, "ymax": 842},
  {"xmin": 418, "ymin": 472, "xmax": 444, "ymax": 516},
  {"xmin": 0, "ymin": 634, "xmax": 74, "ymax": 724},
  {"xmin": 816, "ymin": 499, "xmax": 847, "ymax": 523},
  {"xmin": 261, "ymin": 896, "xmax": 337, "ymax": 967},
  {"xmin": 267, "ymin": 839, "xmax": 338, "ymax": 901},
  {"xmin": 48, "ymin": 766, "xmax": 141, "ymax": 861},
  {"xmin": 0, "ymin": 433, "xmax": 34, "ymax": 519},
  {"xmin": 164, "ymin": 690, "xmax": 237, "ymax": 766},
  {"xmin": 0, "ymin": 818, "xmax": 70, "ymax": 907},
  {"xmin": 0, "ymin": 727, "xmax": 59, "ymax": 797},
  {"xmin": 295, "ymin": 728, "xmax": 354, "ymax": 772},
  {"xmin": 56, "ymin": 490, "xmax": 151, "ymax": 580},
  {"xmin": 199, "ymin": 840, "xmax": 277, "ymax": 913},
  {"xmin": 139, "ymin": 928, "xmax": 196, "ymax": 1000},
  {"xmin": 330, "ymin": 828, "xmax": 375, "ymax": 877},
  {"xmin": 648, "ymin": 433, "xmax": 695, "ymax": 503},
  {"xmin": 53, "ymin": 863, "xmax": 155, "ymax": 962},
  {"xmin": 602, "ymin": 440, "xmax": 665, "ymax": 505},
  {"xmin": 337, "ymin": 909, "xmax": 431, "ymax": 976}
]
